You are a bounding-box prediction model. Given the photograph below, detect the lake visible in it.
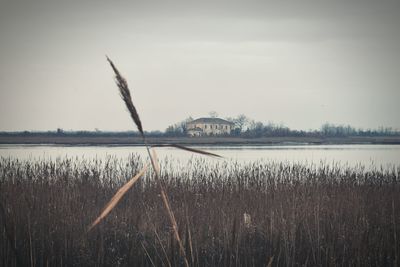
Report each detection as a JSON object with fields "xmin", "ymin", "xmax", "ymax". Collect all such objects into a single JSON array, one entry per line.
[{"xmin": 0, "ymin": 144, "xmax": 399, "ymax": 169}]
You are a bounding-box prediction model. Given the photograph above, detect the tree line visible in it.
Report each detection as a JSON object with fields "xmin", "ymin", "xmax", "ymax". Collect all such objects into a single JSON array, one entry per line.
[
  {"xmin": 1, "ymin": 115, "xmax": 399, "ymax": 138},
  {"xmin": 164, "ymin": 114, "xmax": 400, "ymax": 138}
]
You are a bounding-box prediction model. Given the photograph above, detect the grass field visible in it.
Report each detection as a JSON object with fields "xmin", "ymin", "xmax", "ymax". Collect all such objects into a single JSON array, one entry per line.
[{"xmin": 0, "ymin": 155, "xmax": 399, "ymax": 266}]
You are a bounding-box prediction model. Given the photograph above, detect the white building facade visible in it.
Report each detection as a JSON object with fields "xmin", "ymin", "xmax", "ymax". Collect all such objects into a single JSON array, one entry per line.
[{"xmin": 187, "ymin": 118, "xmax": 235, "ymax": 136}]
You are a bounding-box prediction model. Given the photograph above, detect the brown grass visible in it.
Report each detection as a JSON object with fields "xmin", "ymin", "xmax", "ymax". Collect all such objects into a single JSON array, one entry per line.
[{"xmin": 0, "ymin": 156, "xmax": 398, "ymax": 266}]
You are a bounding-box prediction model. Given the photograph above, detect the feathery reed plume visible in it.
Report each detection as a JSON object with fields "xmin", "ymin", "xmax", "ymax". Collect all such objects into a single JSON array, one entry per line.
[
  {"xmin": 152, "ymin": 144, "xmax": 222, "ymax": 158},
  {"xmin": 88, "ymin": 165, "xmax": 148, "ymax": 231},
  {"xmin": 106, "ymin": 56, "xmax": 144, "ymax": 136},
  {"xmin": 106, "ymin": 57, "xmax": 189, "ymax": 267}
]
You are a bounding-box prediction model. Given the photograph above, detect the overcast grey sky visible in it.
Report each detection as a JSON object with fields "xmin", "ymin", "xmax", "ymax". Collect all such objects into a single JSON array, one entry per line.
[{"xmin": 1, "ymin": 0, "xmax": 399, "ymax": 131}]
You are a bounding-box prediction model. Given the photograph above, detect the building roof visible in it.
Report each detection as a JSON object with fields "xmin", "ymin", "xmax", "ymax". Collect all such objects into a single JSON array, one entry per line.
[{"xmin": 187, "ymin": 117, "xmax": 235, "ymax": 125}]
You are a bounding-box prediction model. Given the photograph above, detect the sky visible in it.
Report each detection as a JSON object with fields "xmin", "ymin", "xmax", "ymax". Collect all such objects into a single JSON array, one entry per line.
[{"xmin": 0, "ymin": 0, "xmax": 399, "ymax": 132}]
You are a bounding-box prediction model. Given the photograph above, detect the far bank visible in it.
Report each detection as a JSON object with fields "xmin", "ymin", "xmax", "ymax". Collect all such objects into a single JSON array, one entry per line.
[{"xmin": 1, "ymin": 135, "xmax": 400, "ymax": 146}]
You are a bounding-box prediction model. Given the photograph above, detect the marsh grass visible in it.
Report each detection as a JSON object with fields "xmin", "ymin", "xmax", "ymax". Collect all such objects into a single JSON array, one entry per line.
[{"xmin": 0, "ymin": 156, "xmax": 399, "ymax": 266}]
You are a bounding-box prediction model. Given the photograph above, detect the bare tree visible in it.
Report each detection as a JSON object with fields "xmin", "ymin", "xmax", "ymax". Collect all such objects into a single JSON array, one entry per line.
[{"xmin": 233, "ymin": 114, "xmax": 250, "ymax": 132}]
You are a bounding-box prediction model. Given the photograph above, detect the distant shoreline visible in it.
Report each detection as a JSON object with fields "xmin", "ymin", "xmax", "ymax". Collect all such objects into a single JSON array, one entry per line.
[{"xmin": 1, "ymin": 135, "xmax": 400, "ymax": 146}]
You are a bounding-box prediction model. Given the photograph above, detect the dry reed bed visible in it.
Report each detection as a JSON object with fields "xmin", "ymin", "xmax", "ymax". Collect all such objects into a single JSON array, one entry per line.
[{"xmin": 0, "ymin": 156, "xmax": 399, "ymax": 266}]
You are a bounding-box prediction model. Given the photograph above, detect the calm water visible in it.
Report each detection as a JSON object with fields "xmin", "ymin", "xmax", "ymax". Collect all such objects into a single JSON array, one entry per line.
[{"xmin": 0, "ymin": 144, "xmax": 399, "ymax": 169}]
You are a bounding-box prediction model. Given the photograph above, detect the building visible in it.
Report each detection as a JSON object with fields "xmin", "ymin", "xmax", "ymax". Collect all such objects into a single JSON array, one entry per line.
[{"xmin": 187, "ymin": 118, "xmax": 235, "ymax": 136}]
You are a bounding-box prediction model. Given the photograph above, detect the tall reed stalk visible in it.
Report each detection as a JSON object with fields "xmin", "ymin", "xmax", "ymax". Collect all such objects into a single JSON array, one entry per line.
[{"xmin": 89, "ymin": 57, "xmax": 221, "ymax": 266}]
